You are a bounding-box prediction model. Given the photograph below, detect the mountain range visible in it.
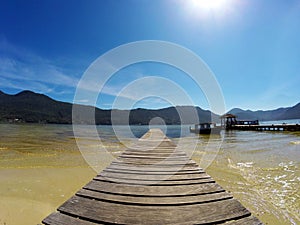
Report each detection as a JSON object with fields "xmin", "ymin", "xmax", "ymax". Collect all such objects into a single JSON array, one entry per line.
[
  {"xmin": 228, "ymin": 103, "xmax": 300, "ymax": 121},
  {"xmin": 0, "ymin": 90, "xmax": 218, "ymax": 124},
  {"xmin": 0, "ymin": 90, "xmax": 299, "ymax": 124}
]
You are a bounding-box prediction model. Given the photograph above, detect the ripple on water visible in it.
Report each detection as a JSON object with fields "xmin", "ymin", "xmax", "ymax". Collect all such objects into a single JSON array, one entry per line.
[
  {"xmin": 289, "ymin": 140, "xmax": 300, "ymax": 145},
  {"xmin": 228, "ymin": 159, "xmax": 300, "ymax": 224}
]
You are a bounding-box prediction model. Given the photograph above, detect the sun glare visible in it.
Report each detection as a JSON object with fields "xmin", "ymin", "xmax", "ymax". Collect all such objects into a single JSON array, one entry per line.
[
  {"xmin": 184, "ymin": 0, "xmax": 236, "ymax": 21},
  {"xmin": 190, "ymin": 0, "xmax": 227, "ymax": 10}
]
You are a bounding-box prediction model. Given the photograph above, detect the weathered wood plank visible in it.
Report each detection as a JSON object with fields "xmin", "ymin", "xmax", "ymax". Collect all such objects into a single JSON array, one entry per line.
[
  {"xmin": 103, "ymin": 168, "xmax": 204, "ymax": 175},
  {"xmin": 97, "ymin": 174, "xmax": 211, "ymax": 183},
  {"xmin": 111, "ymin": 160, "xmax": 197, "ymax": 166},
  {"xmin": 83, "ymin": 179, "xmax": 225, "ymax": 196},
  {"xmin": 106, "ymin": 164, "xmax": 201, "ymax": 172},
  {"xmin": 99, "ymin": 171, "xmax": 210, "ymax": 180},
  {"xmin": 222, "ymin": 216, "xmax": 263, "ymax": 224},
  {"xmin": 42, "ymin": 212, "xmax": 101, "ymax": 225},
  {"xmin": 76, "ymin": 188, "xmax": 233, "ymax": 205},
  {"xmin": 118, "ymin": 155, "xmax": 190, "ymax": 160},
  {"xmin": 122, "ymin": 150, "xmax": 186, "ymax": 156},
  {"xmin": 126, "ymin": 147, "xmax": 179, "ymax": 151},
  {"xmin": 58, "ymin": 196, "xmax": 251, "ymax": 225},
  {"xmin": 120, "ymin": 153, "xmax": 187, "ymax": 158},
  {"xmin": 123, "ymin": 148, "xmax": 185, "ymax": 153},
  {"xmin": 124, "ymin": 149, "xmax": 181, "ymax": 154},
  {"xmin": 131, "ymin": 141, "xmax": 176, "ymax": 148},
  {"xmin": 115, "ymin": 158, "xmax": 191, "ymax": 164},
  {"xmin": 93, "ymin": 176, "xmax": 215, "ymax": 186}
]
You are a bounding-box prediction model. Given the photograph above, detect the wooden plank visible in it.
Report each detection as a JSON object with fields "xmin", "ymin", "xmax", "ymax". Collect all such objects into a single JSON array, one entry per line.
[
  {"xmin": 42, "ymin": 212, "xmax": 101, "ymax": 225},
  {"xmin": 116, "ymin": 155, "xmax": 192, "ymax": 160},
  {"xmin": 128, "ymin": 143, "xmax": 177, "ymax": 151},
  {"xmin": 118, "ymin": 155, "xmax": 190, "ymax": 160},
  {"xmin": 115, "ymin": 158, "xmax": 191, "ymax": 164},
  {"xmin": 131, "ymin": 141, "xmax": 177, "ymax": 148},
  {"xmin": 125, "ymin": 146, "xmax": 181, "ymax": 150},
  {"xmin": 111, "ymin": 160, "xmax": 197, "ymax": 166},
  {"xmin": 83, "ymin": 179, "xmax": 225, "ymax": 196},
  {"xmin": 76, "ymin": 188, "xmax": 233, "ymax": 205},
  {"xmin": 98, "ymin": 171, "xmax": 211, "ymax": 180},
  {"xmin": 113, "ymin": 159, "xmax": 193, "ymax": 165},
  {"xmin": 121, "ymin": 152, "xmax": 187, "ymax": 157},
  {"xmin": 123, "ymin": 149, "xmax": 180, "ymax": 155},
  {"xmin": 97, "ymin": 175, "xmax": 211, "ymax": 183},
  {"xmin": 103, "ymin": 168, "xmax": 204, "ymax": 175},
  {"xmin": 223, "ymin": 216, "xmax": 263, "ymax": 224},
  {"xmin": 106, "ymin": 164, "xmax": 202, "ymax": 172},
  {"xmin": 58, "ymin": 195, "xmax": 251, "ymax": 225},
  {"xmin": 93, "ymin": 176, "xmax": 215, "ymax": 186},
  {"xmin": 126, "ymin": 147, "xmax": 180, "ymax": 151}
]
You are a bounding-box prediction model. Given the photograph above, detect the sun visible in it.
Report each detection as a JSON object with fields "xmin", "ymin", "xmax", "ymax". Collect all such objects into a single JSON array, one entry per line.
[
  {"xmin": 189, "ymin": 0, "xmax": 227, "ymax": 11},
  {"xmin": 184, "ymin": 0, "xmax": 235, "ymax": 20}
]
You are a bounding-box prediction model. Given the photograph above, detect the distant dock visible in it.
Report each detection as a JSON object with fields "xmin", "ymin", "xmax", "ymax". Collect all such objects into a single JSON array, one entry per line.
[
  {"xmin": 230, "ymin": 124, "xmax": 300, "ymax": 132},
  {"xmin": 43, "ymin": 129, "xmax": 262, "ymax": 225},
  {"xmin": 221, "ymin": 114, "xmax": 300, "ymax": 132}
]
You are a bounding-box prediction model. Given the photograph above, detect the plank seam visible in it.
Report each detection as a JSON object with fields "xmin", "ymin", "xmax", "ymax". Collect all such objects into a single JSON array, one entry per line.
[
  {"xmin": 56, "ymin": 211, "xmax": 126, "ymax": 225},
  {"xmin": 75, "ymin": 192, "xmax": 233, "ymax": 206},
  {"xmin": 82, "ymin": 187, "xmax": 226, "ymax": 198},
  {"xmin": 106, "ymin": 168, "xmax": 202, "ymax": 173},
  {"xmin": 97, "ymin": 175, "xmax": 211, "ymax": 181},
  {"xmin": 102, "ymin": 169, "xmax": 205, "ymax": 175},
  {"xmin": 92, "ymin": 178, "xmax": 216, "ymax": 186}
]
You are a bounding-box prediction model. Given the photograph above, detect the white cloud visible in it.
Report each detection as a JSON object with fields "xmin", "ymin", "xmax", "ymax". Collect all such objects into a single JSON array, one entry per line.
[
  {"xmin": 108, "ymin": 76, "xmax": 195, "ymax": 109},
  {"xmin": 0, "ymin": 76, "xmax": 53, "ymax": 94},
  {"xmin": 77, "ymin": 99, "xmax": 91, "ymax": 103},
  {"xmin": 0, "ymin": 39, "xmax": 79, "ymax": 94}
]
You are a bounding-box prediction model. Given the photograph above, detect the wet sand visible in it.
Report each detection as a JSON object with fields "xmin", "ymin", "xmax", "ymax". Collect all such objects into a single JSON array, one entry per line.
[{"xmin": 0, "ymin": 167, "xmax": 96, "ymax": 225}]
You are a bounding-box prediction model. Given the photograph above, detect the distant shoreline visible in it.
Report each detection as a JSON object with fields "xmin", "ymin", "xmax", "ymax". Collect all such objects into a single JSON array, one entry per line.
[{"xmin": 1, "ymin": 118, "xmax": 300, "ymax": 126}]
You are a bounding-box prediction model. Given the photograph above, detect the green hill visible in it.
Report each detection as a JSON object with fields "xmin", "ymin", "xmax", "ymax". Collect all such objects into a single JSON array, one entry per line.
[
  {"xmin": 1, "ymin": 90, "xmax": 298, "ymax": 124},
  {"xmin": 227, "ymin": 104, "xmax": 300, "ymax": 121},
  {"xmin": 0, "ymin": 90, "xmax": 217, "ymax": 124}
]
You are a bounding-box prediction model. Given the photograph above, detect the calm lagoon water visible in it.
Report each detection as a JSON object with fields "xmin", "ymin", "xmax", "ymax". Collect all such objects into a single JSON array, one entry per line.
[{"xmin": 0, "ymin": 122, "xmax": 299, "ymax": 225}]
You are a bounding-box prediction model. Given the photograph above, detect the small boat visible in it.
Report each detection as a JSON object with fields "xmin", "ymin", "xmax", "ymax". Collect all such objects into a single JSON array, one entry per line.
[{"xmin": 190, "ymin": 123, "xmax": 222, "ymax": 134}]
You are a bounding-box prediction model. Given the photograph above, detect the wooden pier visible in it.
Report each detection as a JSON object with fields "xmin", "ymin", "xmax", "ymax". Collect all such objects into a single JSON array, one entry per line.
[
  {"xmin": 221, "ymin": 114, "xmax": 300, "ymax": 132},
  {"xmin": 43, "ymin": 129, "xmax": 262, "ymax": 225},
  {"xmin": 230, "ymin": 124, "xmax": 300, "ymax": 132}
]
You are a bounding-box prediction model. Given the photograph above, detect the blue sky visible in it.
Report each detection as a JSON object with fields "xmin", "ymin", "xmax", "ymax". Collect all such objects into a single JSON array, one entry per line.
[{"xmin": 0, "ymin": 0, "xmax": 299, "ymax": 112}]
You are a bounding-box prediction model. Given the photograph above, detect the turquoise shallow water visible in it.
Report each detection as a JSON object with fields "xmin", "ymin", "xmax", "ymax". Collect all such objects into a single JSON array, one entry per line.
[{"xmin": 0, "ymin": 123, "xmax": 299, "ymax": 224}]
